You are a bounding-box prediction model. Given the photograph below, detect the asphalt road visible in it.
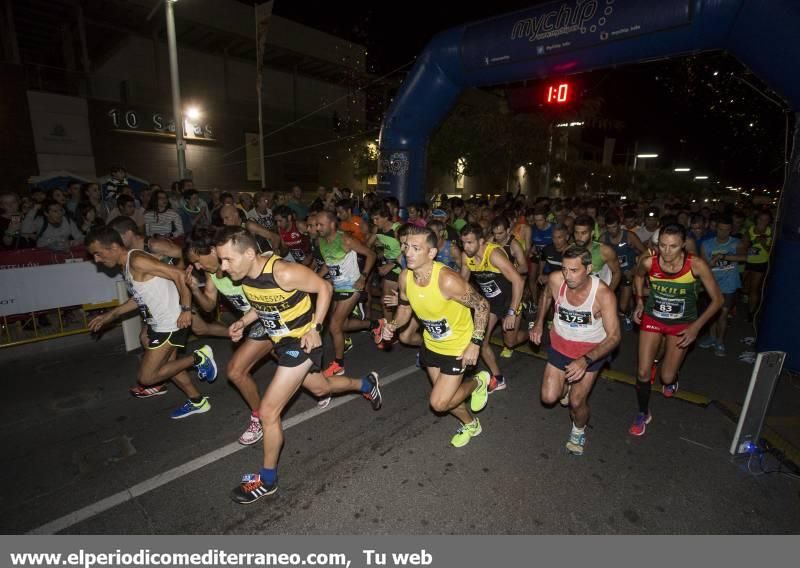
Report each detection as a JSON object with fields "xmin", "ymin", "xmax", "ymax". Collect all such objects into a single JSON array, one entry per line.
[{"xmin": 2, "ymin": 321, "xmax": 799, "ymax": 535}]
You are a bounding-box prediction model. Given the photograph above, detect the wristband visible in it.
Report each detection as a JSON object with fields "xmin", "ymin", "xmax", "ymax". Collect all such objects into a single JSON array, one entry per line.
[
  {"xmin": 583, "ymin": 355, "xmax": 594, "ymax": 367},
  {"xmin": 528, "ymin": 321, "xmax": 537, "ymax": 330},
  {"xmin": 180, "ymin": 305, "xmax": 192, "ymax": 312},
  {"xmin": 506, "ymin": 308, "xmax": 516, "ymax": 317},
  {"xmin": 399, "ymin": 298, "xmax": 410, "ymax": 306}
]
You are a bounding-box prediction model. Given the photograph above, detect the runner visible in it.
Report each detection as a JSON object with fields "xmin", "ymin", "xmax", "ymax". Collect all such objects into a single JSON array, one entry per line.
[
  {"xmin": 490, "ymin": 216, "xmax": 528, "ymax": 358},
  {"xmin": 380, "ymin": 225, "xmax": 490, "ymax": 447},
  {"xmin": 273, "ymin": 205, "xmax": 313, "ymax": 267},
  {"xmin": 743, "ymin": 210, "xmax": 773, "ymax": 322},
  {"xmin": 315, "ymin": 210, "xmax": 383, "ymax": 376},
  {"xmin": 572, "ymin": 215, "xmax": 621, "ymax": 291},
  {"xmin": 369, "ymin": 204, "xmax": 403, "ymax": 321},
  {"xmin": 601, "ymin": 212, "xmax": 647, "ymax": 331},
  {"xmin": 214, "ymin": 227, "xmax": 382, "ymax": 504},
  {"xmin": 460, "ymin": 223, "xmax": 528, "ymax": 392},
  {"xmin": 85, "ymin": 227, "xmax": 217, "ymax": 418},
  {"xmin": 184, "ymin": 228, "xmax": 274, "ymax": 444},
  {"xmin": 697, "ymin": 214, "xmax": 747, "ymax": 357},
  {"xmin": 630, "ymin": 223, "xmax": 723, "ymax": 436},
  {"xmin": 530, "ymin": 245, "xmax": 621, "ymax": 455}
]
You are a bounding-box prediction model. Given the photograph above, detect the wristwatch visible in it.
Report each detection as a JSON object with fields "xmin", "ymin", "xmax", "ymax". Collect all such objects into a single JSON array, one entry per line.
[
  {"xmin": 180, "ymin": 305, "xmax": 192, "ymax": 312},
  {"xmin": 470, "ymin": 336, "xmax": 484, "ymax": 346},
  {"xmin": 506, "ymin": 308, "xmax": 516, "ymax": 317},
  {"xmin": 312, "ymin": 322, "xmax": 323, "ymax": 333},
  {"xmin": 583, "ymin": 355, "xmax": 594, "ymax": 366}
]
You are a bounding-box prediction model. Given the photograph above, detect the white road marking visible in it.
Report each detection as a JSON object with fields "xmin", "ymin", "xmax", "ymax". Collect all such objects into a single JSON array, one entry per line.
[{"xmin": 28, "ymin": 364, "xmax": 419, "ymax": 534}]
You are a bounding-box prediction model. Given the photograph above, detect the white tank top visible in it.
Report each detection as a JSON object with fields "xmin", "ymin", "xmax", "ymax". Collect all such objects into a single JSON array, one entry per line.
[
  {"xmin": 552, "ymin": 275, "xmax": 606, "ymax": 344},
  {"xmin": 124, "ymin": 250, "xmax": 181, "ymax": 332}
]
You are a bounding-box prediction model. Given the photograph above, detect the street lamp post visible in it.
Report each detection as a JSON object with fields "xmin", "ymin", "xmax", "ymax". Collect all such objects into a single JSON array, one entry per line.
[{"xmin": 165, "ymin": 0, "xmax": 187, "ymax": 180}]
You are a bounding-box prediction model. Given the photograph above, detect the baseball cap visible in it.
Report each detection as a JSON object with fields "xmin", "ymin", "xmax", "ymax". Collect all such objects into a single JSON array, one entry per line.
[{"xmin": 431, "ymin": 209, "xmax": 447, "ymax": 218}]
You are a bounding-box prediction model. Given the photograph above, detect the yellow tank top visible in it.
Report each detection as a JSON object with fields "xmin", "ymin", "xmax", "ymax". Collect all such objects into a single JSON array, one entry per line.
[
  {"xmin": 241, "ymin": 255, "xmax": 313, "ymax": 342},
  {"xmin": 406, "ymin": 262, "xmax": 473, "ymax": 356}
]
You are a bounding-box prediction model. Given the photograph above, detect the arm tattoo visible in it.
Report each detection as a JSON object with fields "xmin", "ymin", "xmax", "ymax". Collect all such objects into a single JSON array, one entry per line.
[{"xmin": 457, "ymin": 286, "xmax": 490, "ymax": 335}]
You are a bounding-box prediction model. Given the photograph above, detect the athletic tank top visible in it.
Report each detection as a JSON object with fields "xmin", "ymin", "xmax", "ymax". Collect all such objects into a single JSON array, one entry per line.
[
  {"xmin": 406, "ymin": 262, "xmax": 473, "ymax": 356},
  {"xmin": 531, "ymin": 223, "xmax": 554, "ymax": 255},
  {"xmin": 375, "ymin": 223, "xmax": 402, "ymax": 275},
  {"xmin": 746, "ymin": 225, "xmax": 772, "ymax": 264},
  {"xmin": 645, "ymin": 253, "xmax": 699, "ymax": 324},
  {"xmin": 319, "ymin": 231, "xmax": 360, "ymax": 292},
  {"xmin": 241, "ymin": 255, "xmax": 313, "ymax": 342},
  {"xmin": 702, "ymin": 237, "xmax": 741, "ymax": 294},
  {"xmin": 124, "ymin": 250, "xmax": 180, "ymax": 333},
  {"xmin": 435, "ymin": 240, "xmax": 460, "ymax": 271},
  {"xmin": 603, "ymin": 230, "xmax": 637, "ymax": 270},
  {"xmin": 550, "ymin": 276, "xmax": 607, "ymax": 358},
  {"xmin": 209, "ymin": 271, "xmax": 251, "ymax": 313},
  {"xmin": 279, "ymin": 222, "xmax": 310, "ymax": 263},
  {"xmin": 464, "ymin": 242, "xmax": 512, "ymax": 300},
  {"xmin": 590, "ymin": 241, "xmax": 612, "ymax": 285}
]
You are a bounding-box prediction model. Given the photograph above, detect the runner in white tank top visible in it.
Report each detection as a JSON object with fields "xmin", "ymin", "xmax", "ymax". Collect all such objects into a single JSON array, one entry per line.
[
  {"xmin": 530, "ymin": 245, "xmax": 621, "ymax": 456},
  {"xmin": 125, "ymin": 249, "xmax": 181, "ymax": 333},
  {"xmin": 85, "ymin": 226, "xmax": 218, "ymax": 419}
]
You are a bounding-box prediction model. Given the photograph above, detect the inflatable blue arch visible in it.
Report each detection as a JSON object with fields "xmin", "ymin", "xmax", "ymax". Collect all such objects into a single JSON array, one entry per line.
[{"xmin": 377, "ymin": 0, "xmax": 800, "ymax": 370}]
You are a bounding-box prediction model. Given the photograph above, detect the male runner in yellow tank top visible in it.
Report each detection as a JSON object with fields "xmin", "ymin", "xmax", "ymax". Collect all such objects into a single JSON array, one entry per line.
[{"xmin": 381, "ymin": 225, "xmax": 491, "ymax": 448}]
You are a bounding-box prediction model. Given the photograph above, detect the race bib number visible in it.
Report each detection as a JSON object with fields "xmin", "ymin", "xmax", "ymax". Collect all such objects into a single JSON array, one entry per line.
[
  {"xmin": 257, "ymin": 310, "xmax": 290, "ymax": 336},
  {"xmin": 421, "ymin": 318, "xmax": 452, "ymax": 340},
  {"xmin": 328, "ymin": 264, "xmax": 342, "ymax": 280},
  {"xmin": 653, "ymin": 296, "xmax": 685, "ymax": 320},
  {"xmin": 226, "ymin": 294, "xmax": 250, "ymax": 311},
  {"xmin": 557, "ymin": 306, "xmax": 591, "ymax": 326},
  {"xmin": 478, "ymin": 279, "xmax": 501, "ymax": 298}
]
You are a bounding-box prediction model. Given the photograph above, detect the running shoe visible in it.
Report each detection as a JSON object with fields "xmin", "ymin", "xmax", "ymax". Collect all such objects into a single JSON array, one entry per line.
[
  {"xmin": 499, "ymin": 347, "xmax": 514, "ymax": 358},
  {"xmin": 697, "ymin": 336, "xmax": 716, "ymax": 349},
  {"xmin": 470, "ymin": 371, "xmax": 490, "ymax": 412},
  {"xmin": 628, "ymin": 412, "xmax": 652, "ymax": 436},
  {"xmin": 322, "ymin": 360, "xmax": 345, "ymax": 378},
  {"xmin": 450, "ymin": 418, "xmax": 482, "ymax": 448},
  {"xmin": 622, "ymin": 314, "xmax": 633, "ymax": 332},
  {"xmin": 194, "ymin": 345, "xmax": 218, "ymax": 383},
  {"xmin": 317, "ymin": 396, "xmax": 332, "ymax": 409},
  {"xmin": 714, "ymin": 343, "xmax": 727, "ymax": 357},
  {"xmin": 488, "ymin": 375, "xmax": 506, "ymax": 393},
  {"xmin": 351, "ymin": 302, "xmax": 366, "ymax": 320},
  {"xmin": 371, "ymin": 319, "xmax": 387, "ymax": 346},
  {"xmin": 662, "ymin": 382, "xmax": 679, "ymax": 398},
  {"xmin": 238, "ymin": 415, "xmax": 263, "ymax": 445},
  {"xmin": 559, "ymin": 383, "xmax": 571, "ymax": 407},
  {"xmin": 230, "ymin": 473, "xmax": 277, "ymax": 504},
  {"xmin": 170, "ymin": 397, "xmax": 211, "ymax": 420},
  {"xmin": 362, "ymin": 371, "xmax": 382, "ymax": 410},
  {"xmin": 565, "ymin": 428, "xmax": 586, "ymax": 455},
  {"xmin": 344, "ymin": 336, "xmax": 353, "ymax": 353},
  {"xmin": 130, "ymin": 384, "xmax": 168, "ymax": 398}
]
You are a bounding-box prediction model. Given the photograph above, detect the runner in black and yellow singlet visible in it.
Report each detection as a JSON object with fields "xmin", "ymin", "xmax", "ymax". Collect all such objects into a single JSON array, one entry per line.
[
  {"xmin": 185, "ymin": 228, "xmax": 274, "ymax": 446},
  {"xmin": 381, "ymin": 224, "xmax": 491, "ymax": 448},
  {"xmin": 460, "ymin": 223, "xmax": 528, "ymax": 393},
  {"xmin": 214, "ymin": 226, "xmax": 382, "ymax": 505},
  {"xmin": 629, "ymin": 223, "xmax": 723, "ymax": 437}
]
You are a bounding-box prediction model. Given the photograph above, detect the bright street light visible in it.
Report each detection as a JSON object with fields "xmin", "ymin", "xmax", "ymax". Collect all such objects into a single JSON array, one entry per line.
[
  {"xmin": 674, "ymin": 167, "xmax": 691, "ymax": 172},
  {"xmin": 186, "ymin": 106, "xmax": 201, "ymax": 121},
  {"xmin": 694, "ymin": 176, "xmax": 709, "ymax": 180},
  {"xmin": 636, "ymin": 153, "xmax": 659, "ymax": 159}
]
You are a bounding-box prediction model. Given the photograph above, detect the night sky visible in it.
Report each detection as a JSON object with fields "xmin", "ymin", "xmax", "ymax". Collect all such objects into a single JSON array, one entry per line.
[{"xmin": 257, "ymin": 0, "xmax": 788, "ymax": 189}]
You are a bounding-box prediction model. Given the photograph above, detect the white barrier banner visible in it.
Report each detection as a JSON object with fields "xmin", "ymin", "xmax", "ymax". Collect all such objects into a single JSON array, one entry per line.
[{"xmin": 0, "ymin": 260, "xmax": 121, "ymax": 317}]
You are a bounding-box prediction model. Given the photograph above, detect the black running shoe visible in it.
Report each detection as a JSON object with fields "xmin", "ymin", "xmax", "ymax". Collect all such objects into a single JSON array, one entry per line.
[
  {"xmin": 362, "ymin": 371, "xmax": 382, "ymax": 411},
  {"xmin": 230, "ymin": 473, "xmax": 278, "ymax": 504}
]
